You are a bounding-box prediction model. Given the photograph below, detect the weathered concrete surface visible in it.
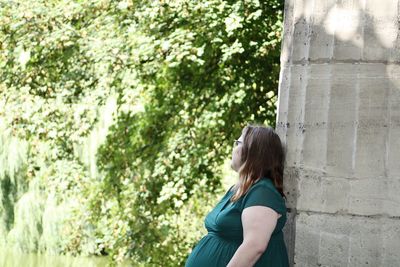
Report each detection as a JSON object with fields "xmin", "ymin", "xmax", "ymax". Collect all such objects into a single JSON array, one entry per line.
[{"xmin": 278, "ymin": 0, "xmax": 400, "ymax": 266}]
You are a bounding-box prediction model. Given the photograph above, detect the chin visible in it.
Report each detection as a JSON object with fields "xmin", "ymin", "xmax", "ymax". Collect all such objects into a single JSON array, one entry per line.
[
  {"xmin": 230, "ymin": 161, "xmax": 235, "ymax": 170},
  {"xmin": 230, "ymin": 162, "xmax": 238, "ymax": 172}
]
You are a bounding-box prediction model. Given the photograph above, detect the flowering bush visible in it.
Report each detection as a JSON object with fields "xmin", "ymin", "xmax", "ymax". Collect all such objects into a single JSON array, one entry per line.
[{"xmin": 0, "ymin": 0, "xmax": 282, "ymax": 265}]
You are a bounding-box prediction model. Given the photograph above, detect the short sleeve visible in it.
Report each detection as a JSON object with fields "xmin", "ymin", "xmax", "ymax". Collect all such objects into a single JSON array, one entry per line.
[{"xmin": 241, "ymin": 182, "xmax": 286, "ymax": 215}]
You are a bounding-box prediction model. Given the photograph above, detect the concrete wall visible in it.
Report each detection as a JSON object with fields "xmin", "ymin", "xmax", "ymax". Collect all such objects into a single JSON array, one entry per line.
[{"xmin": 278, "ymin": 1, "xmax": 400, "ymax": 266}]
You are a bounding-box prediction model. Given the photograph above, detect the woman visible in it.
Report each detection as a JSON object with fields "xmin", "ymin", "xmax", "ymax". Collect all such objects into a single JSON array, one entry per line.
[{"xmin": 185, "ymin": 125, "xmax": 289, "ymax": 267}]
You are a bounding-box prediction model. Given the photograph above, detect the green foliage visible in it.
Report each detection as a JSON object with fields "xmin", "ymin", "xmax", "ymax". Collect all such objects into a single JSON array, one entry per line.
[
  {"xmin": 92, "ymin": 0, "xmax": 283, "ymax": 265},
  {"xmin": 0, "ymin": 0, "xmax": 283, "ymax": 266}
]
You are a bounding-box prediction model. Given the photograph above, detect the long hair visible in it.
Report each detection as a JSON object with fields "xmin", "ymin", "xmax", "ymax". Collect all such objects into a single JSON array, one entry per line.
[{"xmin": 231, "ymin": 125, "xmax": 285, "ymax": 202}]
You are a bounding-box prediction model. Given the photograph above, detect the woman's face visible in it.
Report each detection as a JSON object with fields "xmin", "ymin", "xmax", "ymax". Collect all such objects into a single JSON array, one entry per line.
[{"xmin": 230, "ymin": 133, "xmax": 244, "ymax": 172}]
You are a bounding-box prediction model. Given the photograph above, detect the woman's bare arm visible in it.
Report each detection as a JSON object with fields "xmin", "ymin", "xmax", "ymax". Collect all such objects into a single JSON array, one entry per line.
[{"xmin": 227, "ymin": 206, "xmax": 279, "ymax": 267}]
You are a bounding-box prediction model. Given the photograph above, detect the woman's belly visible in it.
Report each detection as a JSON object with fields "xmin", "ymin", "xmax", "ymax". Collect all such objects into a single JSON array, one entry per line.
[{"xmin": 185, "ymin": 233, "xmax": 240, "ymax": 267}]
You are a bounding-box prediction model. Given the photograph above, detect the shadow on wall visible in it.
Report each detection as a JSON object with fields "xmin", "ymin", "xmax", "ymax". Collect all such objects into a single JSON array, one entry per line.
[{"xmin": 278, "ymin": 0, "xmax": 400, "ymax": 266}]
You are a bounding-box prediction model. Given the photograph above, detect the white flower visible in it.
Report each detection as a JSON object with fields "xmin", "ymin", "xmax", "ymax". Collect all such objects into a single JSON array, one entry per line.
[
  {"xmin": 18, "ymin": 48, "xmax": 31, "ymax": 67},
  {"xmin": 225, "ymin": 13, "xmax": 243, "ymax": 36}
]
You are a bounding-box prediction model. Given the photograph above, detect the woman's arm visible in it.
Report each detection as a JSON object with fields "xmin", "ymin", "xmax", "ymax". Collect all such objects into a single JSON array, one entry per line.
[{"xmin": 227, "ymin": 206, "xmax": 279, "ymax": 267}]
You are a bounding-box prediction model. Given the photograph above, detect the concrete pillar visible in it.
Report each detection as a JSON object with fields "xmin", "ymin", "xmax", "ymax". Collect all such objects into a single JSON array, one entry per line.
[{"xmin": 278, "ymin": 1, "xmax": 400, "ymax": 266}]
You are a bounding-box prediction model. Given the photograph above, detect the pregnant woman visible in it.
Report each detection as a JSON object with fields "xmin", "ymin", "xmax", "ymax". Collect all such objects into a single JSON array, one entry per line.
[{"xmin": 185, "ymin": 125, "xmax": 289, "ymax": 267}]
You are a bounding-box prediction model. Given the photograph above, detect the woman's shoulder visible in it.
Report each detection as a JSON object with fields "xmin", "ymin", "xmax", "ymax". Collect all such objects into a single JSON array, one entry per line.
[
  {"xmin": 248, "ymin": 178, "xmax": 286, "ymax": 204},
  {"xmin": 240, "ymin": 178, "xmax": 286, "ymax": 213},
  {"xmin": 229, "ymin": 178, "xmax": 283, "ymax": 200},
  {"xmin": 253, "ymin": 177, "xmax": 280, "ymax": 193}
]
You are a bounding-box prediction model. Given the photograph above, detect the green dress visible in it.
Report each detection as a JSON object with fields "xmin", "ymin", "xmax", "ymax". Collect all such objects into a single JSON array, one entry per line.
[{"xmin": 185, "ymin": 178, "xmax": 289, "ymax": 267}]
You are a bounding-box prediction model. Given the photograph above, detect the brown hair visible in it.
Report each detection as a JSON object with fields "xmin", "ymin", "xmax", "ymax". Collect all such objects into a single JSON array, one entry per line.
[{"xmin": 231, "ymin": 125, "xmax": 285, "ymax": 202}]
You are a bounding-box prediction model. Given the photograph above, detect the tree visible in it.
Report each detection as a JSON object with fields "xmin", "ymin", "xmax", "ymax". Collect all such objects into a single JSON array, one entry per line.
[
  {"xmin": 0, "ymin": 0, "xmax": 283, "ymax": 265},
  {"xmin": 94, "ymin": 0, "xmax": 283, "ymax": 265}
]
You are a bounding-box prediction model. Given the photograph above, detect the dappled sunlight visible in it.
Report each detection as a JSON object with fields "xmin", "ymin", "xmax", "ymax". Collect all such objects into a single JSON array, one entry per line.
[
  {"xmin": 368, "ymin": 0, "xmax": 398, "ymax": 49},
  {"xmin": 325, "ymin": 6, "xmax": 361, "ymax": 43},
  {"xmin": 278, "ymin": 0, "xmax": 400, "ymax": 266}
]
